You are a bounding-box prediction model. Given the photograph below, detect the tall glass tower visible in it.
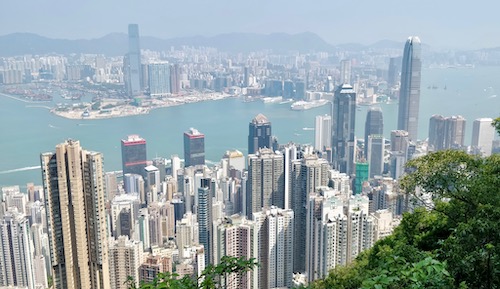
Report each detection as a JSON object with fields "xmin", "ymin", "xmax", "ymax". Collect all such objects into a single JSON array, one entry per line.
[
  {"xmin": 397, "ymin": 36, "xmax": 422, "ymax": 141},
  {"xmin": 364, "ymin": 107, "xmax": 384, "ymax": 158},
  {"xmin": 331, "ymin": 84, "xmax": 356, "ymax": 176},
  {"xmin": 248, "ymin": 114, "xmax": 272, "ymax": 155},
  {"xmin": 125, "ymin": 24, "xmax": 142, "ymax": 97}
]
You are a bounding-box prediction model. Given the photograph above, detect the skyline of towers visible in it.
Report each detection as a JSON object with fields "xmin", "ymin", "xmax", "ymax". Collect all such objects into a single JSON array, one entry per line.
[
  {"xmin": 331, "ymin": 84, "xmax": 357, "ymax": 176},
  {"xmin": 183, "ymin": 128, "xmax": 205, "ymax": 167},
  {"xmin": 248, "ymin": 114, "xmax": 272, "ymax": 155},
  {"xmin": 125, "ymin": 24, "xmax": 142, "ymax": 97},
  {"xmin": 41, "ymin": 140, "xmax": 110, "ymax": 289},
  {"xmin": 428, "ymin": 114, "xmax": 466, "ymax": 151},
  {"xmin": 121, "ymin": 134, "xmax": 148, "ymax": 178},
  {"xmin": 397, "ymin": 36, "xmax": 422, "ymax": 141}
]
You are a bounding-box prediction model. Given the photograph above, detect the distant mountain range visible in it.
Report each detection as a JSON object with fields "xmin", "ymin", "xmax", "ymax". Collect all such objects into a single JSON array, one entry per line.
[{"xmin": 0, "ymin": 32, "xmax": 411, "ymax": 56}]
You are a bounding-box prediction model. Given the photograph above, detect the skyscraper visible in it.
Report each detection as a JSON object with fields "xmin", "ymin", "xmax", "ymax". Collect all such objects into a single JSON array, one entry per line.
[
  {"xmin": 246, "ymin": 148, "xmax": 285, "ymax": 218},
  {"xmin": 291, "ymin": 155, "xmax": 330, "ymax": 273},
  {"xmin": 41, "ymin": 140, "xmax": 110, "ymax": 289},
  {"xmin": 109, "ymin": 236, "xmax": 143, "ymax": 289},
  {"xmin": 315, "ymin": 114, "xmax": 332, "ymax": 152},
  {"xmin": 253, "ymin": 207, "xmax": 294, "ymax": 289},
  {"xmin": 340, "ymin": 59, "xmax": 352, "ymax": 85},
  {"xmin": 248, "ymin": 114, "xmax": 272, "ymax": 155},
  {"xmin": 471, "ymin": 118, "xmax": 495, "ymax": 156},
  {"xmin": 121, "ymin": 135, "xmax": 148, "ymax": 177},
  {"xmin": 390, "ymin": 130, "xmax": 409, "ymax": 180},
  {"xmin": 428, "ymin": 115, "xmax": 466, "ymax": 151},
  {"xmin": 148, "ymin": 62, "xmax": 171, "ymax": 96},
  {"xmin": 125, "ymin": 24, "xmax": 142, "ymax": 97},
  {"xmin": 387, "ymin": 56, "xmax": 402, "ymax": 88},
  {"xmin": 170, "ymin": 64, "xmax": 181, "ymax": 94},
  {"xmin": 397, "ymin": 36, "xmax": 422, "ymax": 141},
  {"xmin": 0, "ymin": 209, "xmax": 36, "ymax": 289},
  {"xmin": 367, "ymin": 135, "xmax": 384, "ymax": 178},
  {"xmin": 332, "ymin": 84, "xmax": 357, "ymax": 176},
  {"xmin": 444, "ymin": 115, "xmax": 466, "ymax": 149},
  {"xmin": 183, "ymin": 128, "xmax": 205, "ymax": 167},
  {"xmin": 197, "ymin": 181, "xmax": 213, "ymax": 266},
  {"xmin": 428, "ymin": 114, "xmax": 446, "ymax": 151},
  {"xmin": 364, "ymin": 107, "xmax": 384, "ymax": 158}
]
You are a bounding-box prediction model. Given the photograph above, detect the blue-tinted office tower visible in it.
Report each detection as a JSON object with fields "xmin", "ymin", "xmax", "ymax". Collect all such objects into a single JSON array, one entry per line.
[
  {"xmin": 125, "ymin": 24, "xmax": 142, "ymax": 97},
  {"xmin": 364, "ymin": 107, "xmax": 384, "ymax": 158},
  {"xmin": 183, "ymin": 128, "xmax": 205, "ymax": 167},
  {"xmin": 248, "ymin": 114, "xmax": 272, "ymax": 155},
  {"xmin": 331, "ymin": 84, "xmax": 356, "ymax": 176},
  {"xmin": 397, "ymin": 36, "xmax": 422, "ymax": 141}
]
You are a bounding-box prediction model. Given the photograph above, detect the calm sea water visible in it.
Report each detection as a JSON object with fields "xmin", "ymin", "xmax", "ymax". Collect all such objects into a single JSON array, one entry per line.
[{"xmin": 0, "ymin": 66, "xmax": 499, "ymax": 187}]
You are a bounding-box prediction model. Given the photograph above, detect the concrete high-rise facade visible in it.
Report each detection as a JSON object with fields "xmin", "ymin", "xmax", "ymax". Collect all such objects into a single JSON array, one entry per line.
[
  {"xmin": 246, "ymin": 148, "xmax": 285, "ymax": 218},
  {"xmin": 291, "ymin": 155, "xmax": 330, "ymax": 273},
  {"xmin": 214, "ymin": 215, "xmax": 254, "ymax": 289},
  {"xmin": 125, "ymin": 24, "xmax": 142, "ymax": 97},
  {"xmin": 183, "ymin": 128, "xmax": 205, "ymax": 167},
  {"xmin": 121, "ymin": 135, "xmax": 148, "ymax": 177},
  {"xmin": 253, "ymin": 207, "xmax": 294, "ymax": 289},
  {"xmin": 340, "ymin": 59, "xmax": 352, "ymax": 85},
  {"xmin": 387, "ymin": 56, "xmax": 402, "ymax": 88},
  {"xmin": 364, "ymin": 107, "xmax": 384, "ymax": 158},
  {"xmin": 471, "ymin": 118, "xmax": 495, "ymax": 156},
  {"xmin": 367, "ymin": 135, "xmax": 384, "ymax": 178},
  {"xmin": 0, "ymin": 209, "xmax": 36, "ymax": 289},
  {"xmin": 109, "ymin": 236, "xmax": 143, "ymax": 289},
  {"xmin": 248, "ymin": 114, "xmax": 272, "ymax": 155},
  {"xmin": 148, "ymin": 62, "xmax": 171, "ymax": 96},
  {"xmin": 428, "ymin": 114, "xmax": 446, "ymax": 151},
  {"xmin": 41, "ymin": 140, "xmax": 110, "ymax": 289},
  {"xmin": 390, "ymin": 130, "xmax": 409, "ymax": 180},
  {"xmin": 306, "ymin": 190, "xmax": 375, "ymax": 283},
  {"xmin": 332, "ymin": 84, "xmax": 357, "ymax": 176},
  {"xmin": 397, "ymin": 36, "xmax": 422, "ymax": 141},
  {"xmin": 315, "ymin": 114, "xmax": 332, "ymax": 152},
  {"xmin": 170, "ymin": 64, "xmax": 181, "ymax": 94},
  {"xmin": 197, "ymin": 182, "xmax": 213, "ymax": 266},
  {"xmin": 428, "ymin": 115, "xmax": 466, "ymax": 151}
]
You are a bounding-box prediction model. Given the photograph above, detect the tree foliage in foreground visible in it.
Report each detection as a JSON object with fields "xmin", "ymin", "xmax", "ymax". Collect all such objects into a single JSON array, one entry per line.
[
  {"xmin": 128, "ymin": 256, "xmax": 258, "ymax": 289},
  {"xmin": 312, "ymin": 150, "xmax": 499, "ymax": 289}
]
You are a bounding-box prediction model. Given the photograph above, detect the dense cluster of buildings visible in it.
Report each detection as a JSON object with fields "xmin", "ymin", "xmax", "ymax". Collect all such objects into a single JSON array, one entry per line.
[{"xmin": 0, "ymin": 29, "xmax": 497, "ymax": 289}]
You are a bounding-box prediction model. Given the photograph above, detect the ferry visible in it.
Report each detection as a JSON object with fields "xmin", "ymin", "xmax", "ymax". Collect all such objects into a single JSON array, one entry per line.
[{"xmin": 262, "ymin": 96, "xmax": 283, "ymax": 103}]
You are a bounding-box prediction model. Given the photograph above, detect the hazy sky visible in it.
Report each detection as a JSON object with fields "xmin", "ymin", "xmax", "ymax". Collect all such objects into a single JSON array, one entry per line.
[{"xmin": 1, "ymin": 0, "xmax": 499, "ymax": 49}]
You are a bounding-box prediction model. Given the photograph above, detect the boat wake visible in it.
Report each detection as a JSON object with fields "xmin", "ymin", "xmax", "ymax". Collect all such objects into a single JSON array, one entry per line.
[{"xmin": 0, "ymin": 166, "xmax": 41, "ymax": 174}]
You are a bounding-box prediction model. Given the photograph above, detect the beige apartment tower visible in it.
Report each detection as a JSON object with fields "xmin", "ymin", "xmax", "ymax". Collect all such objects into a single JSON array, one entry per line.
[{"xmin": 41, "ymin": 140, "xmax": 110, "ymax": 289}]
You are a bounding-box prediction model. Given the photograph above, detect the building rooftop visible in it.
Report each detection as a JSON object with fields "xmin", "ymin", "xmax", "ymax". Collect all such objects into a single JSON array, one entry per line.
[{"xmin": 251, "ymin": 113, "xmax": 270, "ymax": 124}]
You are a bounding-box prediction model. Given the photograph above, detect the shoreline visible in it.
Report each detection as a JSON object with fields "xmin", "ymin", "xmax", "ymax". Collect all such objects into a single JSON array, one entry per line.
[{"xmin": 51, "ymin": 93, "xmax": 236, "ymax": 120}]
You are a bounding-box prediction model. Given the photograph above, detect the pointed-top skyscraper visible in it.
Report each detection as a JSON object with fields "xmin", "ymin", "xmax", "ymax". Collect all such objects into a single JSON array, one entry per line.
[
  {"xmin": 248, "ymin": 114, "xmax": 272, "ymax": 155},
  {"xmin": 397, "ymin": 36, "xmax": 422, "ymax": 141}
]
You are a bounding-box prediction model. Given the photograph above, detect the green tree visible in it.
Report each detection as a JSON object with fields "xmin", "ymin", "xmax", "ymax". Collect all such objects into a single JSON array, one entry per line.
[{"xmin": 128, "ymin": 256, "xmax": 258, "ymax": 289}]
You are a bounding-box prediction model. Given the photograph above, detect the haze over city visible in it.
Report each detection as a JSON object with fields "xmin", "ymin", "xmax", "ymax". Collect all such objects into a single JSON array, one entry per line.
[{"xmin": 2, "ymin": 0, "xmax": 500, "ymax": 49}]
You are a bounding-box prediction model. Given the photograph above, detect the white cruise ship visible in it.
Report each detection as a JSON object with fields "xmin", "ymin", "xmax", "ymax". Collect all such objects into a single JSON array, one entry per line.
[{"xmin": 290, "ymin": 99, "xmax": 328, "ymax": 110}]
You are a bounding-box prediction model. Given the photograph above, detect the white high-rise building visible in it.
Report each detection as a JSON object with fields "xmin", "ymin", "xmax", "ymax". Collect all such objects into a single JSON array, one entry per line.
[
  {"xmin": 305, "ymin": 191, "xmax": 375, "ymax": 283},
  {"xmin": 471, "ymin": 118, "xmax": 495, "ymax": 156},
  {"xmin": 0, "ymin": 209, "xmax": 36, "ymax": 289},
  {"xmin": 109, "ymin": 236, "xmax": 143, "ymax": 289},
  {"xmin": 315, "ymin": 114, "xmax": 332, "ymax": 152},
  {"xmin": 253, "ymin": 207, "xmax": 294, "ymax": 289}
]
